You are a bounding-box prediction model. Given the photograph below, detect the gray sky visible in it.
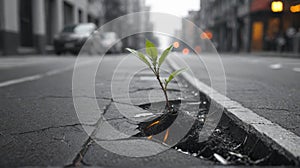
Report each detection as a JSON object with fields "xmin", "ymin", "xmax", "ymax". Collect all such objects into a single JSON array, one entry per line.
[
  {"xmin": 145, "ymin": 0, "xmax": 200, "ymax": 47},
  {"xmin": 146, "ymin": 0, "xmax": 200, "ymax": 17}
]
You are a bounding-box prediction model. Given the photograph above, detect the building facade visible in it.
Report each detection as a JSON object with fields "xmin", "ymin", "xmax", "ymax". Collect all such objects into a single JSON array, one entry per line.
[
  {"xmin": 0, "ymin": 0, "xmax": 104, "ymax": 55},
  {"xmin": 103, "ymin": 0, "xmax": 155, "ymax": 49},
  {"xmin": 182, "ymin": 10, "xmax": 200, "ymax": 50},
  {"xmin": 199, "ymin": 0, "xmax": 300, "ymax": 53},
  {"xmin": 120, "ymin": 0, "xmax": 153, "ymax": 49}
]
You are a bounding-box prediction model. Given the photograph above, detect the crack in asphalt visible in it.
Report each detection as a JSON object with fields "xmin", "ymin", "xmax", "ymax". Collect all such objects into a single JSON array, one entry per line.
[
  {"xmin": 129, "ymin": 87, "xmax": 181, "ymax": 93},
  {"xmin": 68, "ymin": 99, "xmax": 113, "ymax": 167},
  {"xmin": 110, "ymin": 99, "xmax": 141, "ymax": 107},
  {"xmin": 42, "ymin": 95, "xmax": 112, "ymax": 100},
  {"xmin": 105, "ymin": 117, "xmax": 126, "ymax": 121},
  {"xmin": 289, "ymin": 126, "xmax": 300, "ymax": 131},
  {"xmin": 1, "ymin": 95, "xmax": 113, "ymax": 100},
  {"xmin": 9, "ymin": 123, "xmax": 87, "ymax": 136}
]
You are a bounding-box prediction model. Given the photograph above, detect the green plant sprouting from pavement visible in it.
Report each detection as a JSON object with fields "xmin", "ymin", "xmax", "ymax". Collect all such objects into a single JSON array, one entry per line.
[{"xmin": 126, "ymin": 40, "xmax": 186, "ymax": 111}]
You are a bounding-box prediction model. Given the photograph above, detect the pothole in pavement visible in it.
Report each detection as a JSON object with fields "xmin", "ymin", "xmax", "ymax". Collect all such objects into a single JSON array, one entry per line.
[
  {"xmin": 104, "ymin": 68, "xmax": 296, "ymax": 166},
  {"xmin": 132, "ymin": 93, "xmax": 296, "ymax": 166}
]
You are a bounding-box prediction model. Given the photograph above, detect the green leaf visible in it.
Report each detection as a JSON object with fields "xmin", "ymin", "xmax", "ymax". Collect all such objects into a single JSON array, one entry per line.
[
  {"xmin": 158, "ymin": 45, "xmax": 173, "ymax": 68},
  {"xmin": 138, "ymin": 52, "xmax": 152, "ymax": 68},
  {"xmin": 165, "ymin": 68, "xmax": 187, "ymax": 87},
  {"xmin": 145, "ymin": 39, "xmax": 158, "ymax": 67},
  {"xmin": 126, "ymin": 48, "xmax": 152, "ymax": 68}
]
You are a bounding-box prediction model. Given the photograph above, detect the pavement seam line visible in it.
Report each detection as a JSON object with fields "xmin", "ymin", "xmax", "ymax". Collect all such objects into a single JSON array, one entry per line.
[
  {"xmin": 167, "ymin": 57, "xmax": 300, "ymax": 162},
  {"xmin": 69, "ymin": 99, "xmax": 113, "ymax": 167},
  {"xmin": 9, "ymin": 123, "xmax": 84, "ymax": 135},
  {"xmin": 0, "ymin": 60, "xmax": 95, "ymax": 88}
]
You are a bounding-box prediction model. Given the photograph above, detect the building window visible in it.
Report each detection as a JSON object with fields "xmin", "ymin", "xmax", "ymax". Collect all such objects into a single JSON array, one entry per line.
[
  {"xmin": 88, "ymin": 14, "xmax": 93, "ymax": 23},
  {"xmin": 64, "ymin": 2, "xmax": 73, "ymax": 26},
  {"xmin": 251, "ymin": 21, "xmax": 264, "ymax": 51},
  {"xmin": 78, "ymin": 9, "xmax": 82, "ymax": 23},
  {"xmin": 19, "ymin": 0, "xmax": 33, "ymax": 47}
]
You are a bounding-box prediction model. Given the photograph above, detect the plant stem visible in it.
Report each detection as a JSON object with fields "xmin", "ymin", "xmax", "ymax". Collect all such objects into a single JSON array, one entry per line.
[{"xmin": 156, "ymin": 74, "xmax": 171, "ymax": 112}]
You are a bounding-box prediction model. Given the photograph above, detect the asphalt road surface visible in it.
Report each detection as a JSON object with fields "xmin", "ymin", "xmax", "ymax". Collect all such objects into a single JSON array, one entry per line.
[
  {"xmin": 0, "ymin": 53, "xmax": 299, "ymax": 167},
  {"xmin": 0, "ymin": 55, "xmax": 210, "ymax": 167}
]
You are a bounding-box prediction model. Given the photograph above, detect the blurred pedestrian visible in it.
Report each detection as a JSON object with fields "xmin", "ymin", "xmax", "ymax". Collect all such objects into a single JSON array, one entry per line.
[
  {"xmin": 276, "ymin": 33, "xmax": 286, "ymax": 52},
  {"xmin": 286, "ymin": 27, "xmax": 296, "ymax": 52}
]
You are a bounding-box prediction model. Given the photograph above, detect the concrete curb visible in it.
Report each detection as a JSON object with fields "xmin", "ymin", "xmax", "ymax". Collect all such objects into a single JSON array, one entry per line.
[{"xmin": 167, "ymin": 58, "xmax": 300, "ymax": 164}]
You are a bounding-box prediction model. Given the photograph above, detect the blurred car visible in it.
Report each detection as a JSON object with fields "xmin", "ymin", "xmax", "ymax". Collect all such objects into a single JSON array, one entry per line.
[
  {"xmin": 100, "ymin": 32, "xmax": 123, "ymax": 54},
  {"xmin": 53, "ymin": 23, "xmax": 96, "ymax": 55}
]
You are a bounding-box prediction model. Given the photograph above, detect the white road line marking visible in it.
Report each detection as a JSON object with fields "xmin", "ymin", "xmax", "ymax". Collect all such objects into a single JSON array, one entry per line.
[
  {"xmin": 168, "ymin": 58, "xmax": 300, "ymax": 161},
  {"xmin": 0, "ymin": 58, "xmax": 59, "ymax": 69},
  {"xmin": 0, "ymin": 60, "xmax": 94, "ymax": 88},
  {"xmin": 293, "ymin": 67, "xmax": 300, "ymax": 72},
  {"xmin": 269, "ymin": 63, "xmax": 282, "ymax": 70},
  {"xmin": 0, "ymin": 74, "xmax": 43, "ymax": 88}
]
